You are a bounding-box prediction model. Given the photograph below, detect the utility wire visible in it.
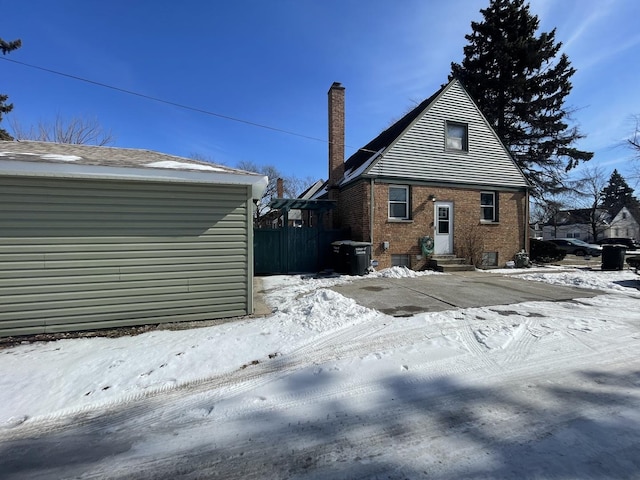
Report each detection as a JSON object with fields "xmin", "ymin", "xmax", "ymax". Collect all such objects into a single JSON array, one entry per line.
[{"xmin": 1, "ymin": 56, "xmax": 378, "ymax": 154}]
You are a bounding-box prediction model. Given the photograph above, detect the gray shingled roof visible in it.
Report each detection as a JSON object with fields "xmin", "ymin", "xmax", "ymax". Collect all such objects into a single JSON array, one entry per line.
[
  {"xmin": 342, "ymin": 86, "xmax": 444, "ymax": 175},
  {"xmin": 0, "ymin": 140, "xmax": 255, "ymax": 176}
]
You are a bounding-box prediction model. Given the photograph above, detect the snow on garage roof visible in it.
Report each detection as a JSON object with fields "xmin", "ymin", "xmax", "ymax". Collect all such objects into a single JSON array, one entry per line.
[{"xmin": 0, "ymin": 141, "xmax": 268, "ymax": 198}]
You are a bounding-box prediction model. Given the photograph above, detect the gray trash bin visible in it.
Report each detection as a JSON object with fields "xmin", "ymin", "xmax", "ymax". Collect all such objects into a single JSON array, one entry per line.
[
  {"xmin": 331, "ymin": 240, "xmax": 371, "ymax": 275},
  {"xmin": 601, "ymin": 244, "xmax": 626, "ymax": 271}
]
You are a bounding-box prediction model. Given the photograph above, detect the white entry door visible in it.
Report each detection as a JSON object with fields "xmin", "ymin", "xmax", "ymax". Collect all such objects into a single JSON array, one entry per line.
[{"xmin": 434, "ymin": 202, "xmax": 453, "ymax": 255}]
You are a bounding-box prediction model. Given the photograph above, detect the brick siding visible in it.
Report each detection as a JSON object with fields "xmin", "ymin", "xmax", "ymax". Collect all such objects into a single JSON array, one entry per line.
[{"xmin": 336, "ymin": 181, "xmax": 527, "ymax": 270}]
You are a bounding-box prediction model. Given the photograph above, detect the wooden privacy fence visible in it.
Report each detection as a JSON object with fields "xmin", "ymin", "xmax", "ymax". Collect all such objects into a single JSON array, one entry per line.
[{"xmin": 254, "ymin": 227, "xmax": 349, "ymax": 275}]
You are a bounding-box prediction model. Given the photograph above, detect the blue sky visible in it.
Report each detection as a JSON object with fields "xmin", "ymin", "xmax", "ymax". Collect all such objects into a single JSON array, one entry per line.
[{"xmin": 2, "ymin": 0, "xmax": 639, "ymax": 189}]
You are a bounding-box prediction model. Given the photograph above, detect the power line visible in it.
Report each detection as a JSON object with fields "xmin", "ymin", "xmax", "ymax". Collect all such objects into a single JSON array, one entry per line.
[{"xmin": 1, "ymin": 56, "xmax": 378, "ymax": 154}]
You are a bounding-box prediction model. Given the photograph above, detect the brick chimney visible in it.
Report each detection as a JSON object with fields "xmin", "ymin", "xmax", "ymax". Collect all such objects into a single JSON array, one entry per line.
[
  {"xmin": 276, "ymin": 177, "xmax": 284, "ymax": 198},
  {"xmin": 328, "ymin": 82, "xmax": 345, "ymax": 188}
]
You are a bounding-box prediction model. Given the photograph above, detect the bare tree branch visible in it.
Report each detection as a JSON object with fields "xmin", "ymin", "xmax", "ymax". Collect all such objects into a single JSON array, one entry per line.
[
  {"xmin": 630, "ymin": 114, "xmax": 640, "ymax": 155},
  {"xmin": 9, "ymin": 114, "xmax": 115, "ymax": 146}
]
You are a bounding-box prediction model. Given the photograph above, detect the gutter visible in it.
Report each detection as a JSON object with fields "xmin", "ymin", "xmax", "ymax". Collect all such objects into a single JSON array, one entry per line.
[{"xmin": 0, "ymin": 158, "xmax": 269, "ymax": 200}]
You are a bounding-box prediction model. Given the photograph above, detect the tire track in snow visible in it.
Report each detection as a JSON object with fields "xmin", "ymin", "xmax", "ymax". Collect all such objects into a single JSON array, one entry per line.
[
  {"xmin": 458, "ymin": 322, "xmax": 501, "ymax": 372},
  {"xmin": 68, "ymin": 338, "xmax": 640, "ymax": 480},
  {"xmin": 6, "ymin": 299, "xmax": 639, "ymax": 441},
  {"xmin": 500, "ymin": 317, "xmax": 541, "ymax": 366}
]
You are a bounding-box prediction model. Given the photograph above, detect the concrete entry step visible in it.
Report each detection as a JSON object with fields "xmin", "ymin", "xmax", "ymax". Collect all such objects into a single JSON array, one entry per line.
[{"xmin": 427, "ymin": 255, "xmax": 475, "ymax": 272}]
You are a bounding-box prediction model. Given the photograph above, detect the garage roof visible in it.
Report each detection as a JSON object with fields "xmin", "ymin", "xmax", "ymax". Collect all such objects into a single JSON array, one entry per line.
[{"xmin": 0, "ymin": 141, "xmax": 268, "ymax": 198}]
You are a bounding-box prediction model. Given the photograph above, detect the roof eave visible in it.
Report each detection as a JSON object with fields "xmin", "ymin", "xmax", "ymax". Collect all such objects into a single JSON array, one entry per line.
[{"xmin": 0, "ymin": 159, "xmax": 269, "ymax": 199}]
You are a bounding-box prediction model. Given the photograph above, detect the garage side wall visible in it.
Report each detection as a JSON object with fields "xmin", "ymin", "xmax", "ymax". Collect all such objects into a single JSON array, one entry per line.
[{"xmin": 0, "ymin": 176, "xmax": 250, "ymax": 337}]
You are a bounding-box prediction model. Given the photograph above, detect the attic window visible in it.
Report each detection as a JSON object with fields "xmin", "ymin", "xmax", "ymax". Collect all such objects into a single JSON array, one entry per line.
[{"xmin": 446, "ymin": 121, "xmax": 468, "ymax": 151}]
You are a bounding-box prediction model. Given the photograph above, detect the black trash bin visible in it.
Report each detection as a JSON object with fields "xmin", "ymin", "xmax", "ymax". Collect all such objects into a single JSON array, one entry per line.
[
  {"xmin": 331, "ymin": 241, "xmax": 344, "ymax": 272},
  {"xmin": 331, "ymin": 240, "xmax": 371, "ymax": 275},
  {"xmin": 601, "ymin": 244, "xmax": 626, "ymax": 271}
]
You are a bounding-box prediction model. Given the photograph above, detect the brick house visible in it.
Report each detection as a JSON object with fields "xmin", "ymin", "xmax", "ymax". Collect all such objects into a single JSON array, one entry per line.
[{"xmin": 312, "ymin": 79, "xmax": 530, "ymax": 270}]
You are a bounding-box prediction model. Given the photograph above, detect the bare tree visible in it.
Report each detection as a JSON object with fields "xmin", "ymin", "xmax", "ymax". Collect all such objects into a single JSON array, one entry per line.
[
  {"xmin": 573, "ymin": 165, "xmax": 611, "ymax": 241},
  {"xmin": 530, "ymin": 195, "xmax": 564, "ymax": 225},
  {"xmin": 630, "ymin": 114, "xmax": 640, "ymax": 156},
  {"xmin": 530, "ymin": 195, "xmax": 566, "ymax": 239},
  {"xmin": 629, "ymin": 115, "xmax": 640, "ymax": 183},
  {"xmin": 188, "ymin": 152, "xmax": 227, "ymax": 165},
  {"xmin": 9, "ymin": 114, "xmax": 115, "ymax": 146}
]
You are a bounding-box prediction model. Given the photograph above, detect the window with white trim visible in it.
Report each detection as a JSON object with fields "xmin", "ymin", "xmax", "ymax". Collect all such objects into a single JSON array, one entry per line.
[
  {"xmin": 446, "ymin": 121, "xmax": 468, "ymax": 151},
  {"xmin": 388, "ymin": 185, "xmax": 409, "ymax": 220},
  {"xmin": 480, "ymin": 192, "xmax": 498, "ymax": 222}
]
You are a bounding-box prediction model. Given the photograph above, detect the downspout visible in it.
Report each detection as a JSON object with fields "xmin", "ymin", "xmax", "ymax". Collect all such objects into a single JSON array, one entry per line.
[
  {"xmin": 370, "ymin": 177, "xmax": 375, "ymax": 244},
  {"xmin": 247, "ymin": 185, "xmax": 254, "ymax": 314},
  {"xmin": 524, "ymin": 189, "xmax": 530, "ymax": 252}
]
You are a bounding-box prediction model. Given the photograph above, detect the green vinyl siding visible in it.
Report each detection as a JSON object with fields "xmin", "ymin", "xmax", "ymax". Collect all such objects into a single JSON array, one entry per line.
[{"xmin": 0, "ymin": 176, "xmax": 252, "ymax": 337}]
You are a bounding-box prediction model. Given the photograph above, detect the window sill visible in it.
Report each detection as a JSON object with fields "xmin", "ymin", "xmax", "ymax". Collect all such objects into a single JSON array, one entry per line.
[
  {"xmin": 387, "ymin": 218, "xmax": 413, "ymax": 224},
  {"xmin": 445, "ymin": 148, "xmax": 469, "ymax": 154},
  {"xmin": 480, "ymin": 220, "xmax": 500, "ymax": 225}
]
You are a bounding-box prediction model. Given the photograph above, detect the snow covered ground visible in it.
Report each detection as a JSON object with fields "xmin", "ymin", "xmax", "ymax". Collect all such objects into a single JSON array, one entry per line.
[{"xmin": 1, "ymin": 266, "xmax": 639, "ymax": 479}]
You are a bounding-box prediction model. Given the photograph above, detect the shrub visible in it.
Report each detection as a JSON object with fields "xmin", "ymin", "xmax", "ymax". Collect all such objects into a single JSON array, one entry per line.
[
  {"xmin": 530, "ymin": 238, "xmax": 566, "ymax": 263},
  {"xmin": 456, "ymin": 224, "xmax": 484, "ymax": 267}
]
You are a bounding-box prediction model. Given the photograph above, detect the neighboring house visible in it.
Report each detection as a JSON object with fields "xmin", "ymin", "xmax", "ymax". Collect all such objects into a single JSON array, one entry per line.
[
  {"xmin": 312, "ymin": 79, "xmax": 530, "ymax": 270},
  {"xmin": 529, "ymin": 222, "xmax": 544, "ymax": 240},
  {"xmin": 0, "ymin": 141, "xmax": 267, "ymax": 337},
  {"xmin": 287, "ymin": 179, "xmax": 325, "ymax": 227},
  {"xmin": 606, "ymin": 206, "xmax": 640, "ymax": 240},
  {"xmin": 542, "ymin": 208, "xmax": 607, "ymax": 241},
  {"xmin": 256, "ymin": 178, "xmax": 326, "ymax": 228},
  {"xmin": 542, "ymin": 207, "xmax": 640, "ymax": 242}
]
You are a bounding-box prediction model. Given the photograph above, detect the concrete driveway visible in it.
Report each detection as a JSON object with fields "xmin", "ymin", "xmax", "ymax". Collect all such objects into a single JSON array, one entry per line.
[{"xmin": 330, "ymin": 270, "xmax": 602, "ymax": 316}]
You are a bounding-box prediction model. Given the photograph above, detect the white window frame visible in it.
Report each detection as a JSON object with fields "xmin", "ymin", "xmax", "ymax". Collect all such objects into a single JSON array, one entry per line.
[
  {"xmin": 480, "ymin": 191, "xmax": 497, "ymax": 222},
  {"xmin": 388, "ymin": 185, "xmax": 410, "ymax": 220},
  {"xmin": 446, "ymin": 121, "xmax": 468, "ymax": 151}
]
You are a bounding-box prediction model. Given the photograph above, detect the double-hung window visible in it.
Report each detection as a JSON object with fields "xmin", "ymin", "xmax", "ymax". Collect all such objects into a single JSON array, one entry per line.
[
  {"xmin": 446, "ymin": 121, "xmax": 468, "ymax": 151},
  {"xmin": 388, "ymin": 185, "xmax": 409, "ymax": 220},
  {"xmin": 481, "ymin": 191, "xmax": 498, "ymax": 222}
]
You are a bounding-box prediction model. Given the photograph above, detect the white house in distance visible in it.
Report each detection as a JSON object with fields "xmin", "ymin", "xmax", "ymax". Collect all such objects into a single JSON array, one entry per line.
[{"xmin": 542, "ymin": 207, "xmax": 640, "ymax": 242}]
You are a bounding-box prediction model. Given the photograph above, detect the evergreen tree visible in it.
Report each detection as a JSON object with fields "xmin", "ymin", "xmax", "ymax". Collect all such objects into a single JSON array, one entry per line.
[
  {"xmin": 450, "ymin": 0, "xmax": 592, "ymax": 196},
  {"xmin": 1, "ymin": 37, "xmax": 22, "ymax": 141},
  {"xmin": 600, "ymin": 169, "xmax": 639, "ymax": 215}
]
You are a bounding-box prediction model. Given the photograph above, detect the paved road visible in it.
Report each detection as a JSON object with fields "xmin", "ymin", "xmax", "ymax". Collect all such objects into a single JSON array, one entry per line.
[{"xmin": 330, "ymin": 270, "xmax": 602, "ymax": 317}]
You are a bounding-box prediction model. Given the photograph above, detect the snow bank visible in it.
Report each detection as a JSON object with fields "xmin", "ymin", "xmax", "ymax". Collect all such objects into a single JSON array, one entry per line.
[
  {"xmin": 515, "ymin": 269, "xmax": 640, "ymax": 294},
  {"xmin": 370, "ymin": 266, "xmax": 445, "ymax": 279}
]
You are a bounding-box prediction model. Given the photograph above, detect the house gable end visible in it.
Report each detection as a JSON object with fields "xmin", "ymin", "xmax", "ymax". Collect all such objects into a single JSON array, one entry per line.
[{"xmin": 367, "ymin": 80, "xmax": 528, "ymax": 189}]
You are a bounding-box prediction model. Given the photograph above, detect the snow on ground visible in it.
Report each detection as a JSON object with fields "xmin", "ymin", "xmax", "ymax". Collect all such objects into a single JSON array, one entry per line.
[
  {"xmin": 369, "ymin": 265, "xmax": 445, "ymax": 279},
  {"xmin": 1, "ymin": 266, "xmax": 639, "ymax": 478}
]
